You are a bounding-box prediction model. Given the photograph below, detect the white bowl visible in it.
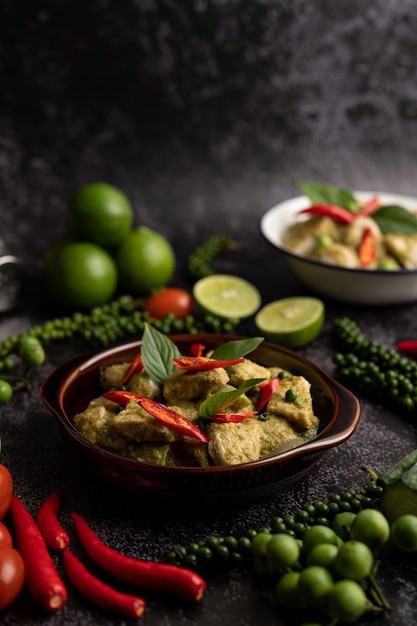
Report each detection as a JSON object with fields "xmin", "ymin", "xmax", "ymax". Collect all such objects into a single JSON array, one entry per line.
[{"xmin": 260, "ymin": 191, "xmax": 417, "ymax": 305}]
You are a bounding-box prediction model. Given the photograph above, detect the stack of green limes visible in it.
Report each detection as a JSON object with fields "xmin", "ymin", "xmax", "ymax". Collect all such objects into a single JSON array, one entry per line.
[{"xmin": 44, "ymin": 182, "xmax": 175, "ymax": 311}]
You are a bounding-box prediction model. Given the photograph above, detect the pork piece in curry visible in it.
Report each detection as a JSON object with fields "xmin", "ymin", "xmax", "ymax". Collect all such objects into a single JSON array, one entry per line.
[{"xmin": 73, "ymin": 357, "xmax": 319, "ymax": 467}]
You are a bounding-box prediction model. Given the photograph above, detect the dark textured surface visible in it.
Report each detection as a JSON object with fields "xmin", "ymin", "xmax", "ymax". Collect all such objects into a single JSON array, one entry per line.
[{"xmin": 1, "ymin": 1, "xmax": 417, "ymax": 624}]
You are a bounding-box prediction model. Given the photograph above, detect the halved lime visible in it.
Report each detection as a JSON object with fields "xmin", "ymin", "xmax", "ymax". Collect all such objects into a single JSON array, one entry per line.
[
  {"xmin": 255, "ymin": 297, "xmax": 325, "ymax": 348},
  {"xmin": 193, "ymin": 274, "xmax": 261, "ymax": 319}
]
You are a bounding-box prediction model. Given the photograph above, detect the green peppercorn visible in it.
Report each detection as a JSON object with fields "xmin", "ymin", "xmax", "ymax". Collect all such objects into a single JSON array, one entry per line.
[
  {"xmin": 163, "ymin": 478, "xmax": 383, "ymax": 571},
  {"xmin": 285, "ymin": 389, "xmax": 297, "ymax": 402}
]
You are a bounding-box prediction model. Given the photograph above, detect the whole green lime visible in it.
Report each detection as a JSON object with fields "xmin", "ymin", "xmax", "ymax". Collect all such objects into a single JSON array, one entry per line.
[
  {"xmin": 114, "ymin": 227, "xmax": 175, "ymax": 294},
  {"xmin": 68, "ymin": 182, "xmax": 134, "ymax": 247},
  {"xmin": 45, "ymin": 241, "xmax": 118, "ymax": 311}
]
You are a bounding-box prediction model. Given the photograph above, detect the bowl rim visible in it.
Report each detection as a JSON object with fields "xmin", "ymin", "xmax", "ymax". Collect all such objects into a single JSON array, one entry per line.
[
  {"xmin": 40, "ymin": 334, "xmax": 361, "ymax": 476},
  {"xmin": 260, "ymin": 190, "xmax": 417, "ymax": 276}
]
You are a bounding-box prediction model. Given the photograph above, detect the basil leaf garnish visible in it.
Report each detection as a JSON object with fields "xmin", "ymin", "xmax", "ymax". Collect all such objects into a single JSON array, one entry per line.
[
  {"xmin": 199, "ymin": 378, "xmax": 266, "ymax": 420},
  {"xmin": 140, "ymin": 323, "xmax": 182, "ymax": 387},
  {"xmin": 299, "ymin": 180, "xmax": 360, "ymax": 213},
  {"xmin": 210, "ymin": 337, "xmax": 264, "ymax": 360},
  {"xmin": 372, "ymin": 205, "xmax": 417, "ymax": 235}
]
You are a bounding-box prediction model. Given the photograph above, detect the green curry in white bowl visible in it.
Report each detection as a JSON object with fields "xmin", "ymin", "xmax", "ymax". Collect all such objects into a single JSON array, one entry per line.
[{"xmin": 261, "ymin": 181, "xmax": 417, "ymax": 305}]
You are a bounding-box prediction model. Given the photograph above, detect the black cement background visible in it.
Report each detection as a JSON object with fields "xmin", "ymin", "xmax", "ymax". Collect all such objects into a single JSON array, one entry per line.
[{"xmin": 1, "ymin": 2, "xmax": 417, "ymax": 624}]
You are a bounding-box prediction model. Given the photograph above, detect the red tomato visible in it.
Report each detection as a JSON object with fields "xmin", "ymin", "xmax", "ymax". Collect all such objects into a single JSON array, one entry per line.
[
  {"xmin": 0, "ymin": 465, "xmax": 13, "ymax": 520},
  {"xmin": 0, "ymin": 522, "xmax": 12, "ymax": 548},
  {"xmin": 0, "ymin": 546, "xmax": 25, "ymax": 611},
  {"xmin": 145, "ymin": 288, "xmax": 194, "ymax": 320}
]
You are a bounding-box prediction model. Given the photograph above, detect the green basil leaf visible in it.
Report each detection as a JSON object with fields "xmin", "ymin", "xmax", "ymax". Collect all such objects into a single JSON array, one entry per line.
[
  {"xmin": 299, "ymin": 180, "xmax": 360, "ymax": 213},
  {"xmin": 210, "ymin": 337, "xmax": 264, "ymax": 360},
  {"xmin": 372, "ymin": 205, "xmax": 417, "ymax": 235},
  {"xmin": 199, "ymin": 378, "xmax": 266, "ymax": 419},
  {"xmin": 141, "ymin": 323, "xmax": 182, "ymax": 387}
]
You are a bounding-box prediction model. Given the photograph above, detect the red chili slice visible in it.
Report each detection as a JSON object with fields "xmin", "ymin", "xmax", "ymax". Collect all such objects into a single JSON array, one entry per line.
[
  {"xmin": 172, "ymin": 356, "xmax": 245, "ymax": 371},
  {"xmin": 103, "ymin": 391, "xmax": 208, "ymax": 443},
  {"xmin": 211, "ymin": 411, "xmax": 256, "ymax": 423},
  {"xmin": 117, "ymin": 353, "xmax": 144, "ymax": 386},
  {"xmin": 358, "ymin": 227, "xmax": 377, "ymax": 267},
  {"xmin": 103, "ymin": 390, "xmax": 146, "ymax": 407},
  {"xmin": 357, "ymin": 195, "xmax": 380, "ymax": 216},
  {"xmin": 139, "ymin": 398, "xmax": 209, "ymax": 442},
  {"xmin": 257, "ymin": 378, "xmax": 280, "ymax": 412},
  {"xmin": 190, "ymin": 343, "xmax": 205, "ymax": 357},
  {"xmin": 299, "ymin": 204, "xmax": 356, "ymax": 224}
]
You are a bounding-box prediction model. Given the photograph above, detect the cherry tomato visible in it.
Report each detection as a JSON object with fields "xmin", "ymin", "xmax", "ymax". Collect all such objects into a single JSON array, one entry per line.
[
  {"xmin": 0, "ymin": 465, "xmax": 13, "ymax": 520},
  {"xmin": 0, "ymin": 546, "xmax": 25, "ymax": 611},
  {"xmin": 145, "ymin": 288, "xmax": 194, "ymax": 320},
  {"xmin": 0, "ymin": 522, "xmax": 12, "ymax": 548}
]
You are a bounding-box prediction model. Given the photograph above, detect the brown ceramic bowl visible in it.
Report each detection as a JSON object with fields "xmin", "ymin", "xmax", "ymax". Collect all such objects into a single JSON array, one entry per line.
[{"xmin": 40, "ymin": 334, "xmax": 360, "ymax": 504}]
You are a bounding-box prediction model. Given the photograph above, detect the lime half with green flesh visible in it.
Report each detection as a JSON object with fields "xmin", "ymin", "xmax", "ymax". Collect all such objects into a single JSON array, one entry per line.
[
  {"xmin": 193, "ymin": 274, "xmax": 261, "ymax": 319},
  {"xmin": 255, "ymin": 297, "xmax": 325, "ymax": 348}
]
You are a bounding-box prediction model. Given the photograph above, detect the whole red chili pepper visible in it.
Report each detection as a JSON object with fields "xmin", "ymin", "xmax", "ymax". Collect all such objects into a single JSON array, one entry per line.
[
  {"xmin": 257, "ymin": 378, "xmax": 280, "ymax": 412},
  {"xmin": 70, "ymin": 513, "xmax": 207, "ymax": 602},
  {"xmin": 358, "ymin": 227, "xmax": 377, "ymax": 267},
  {"xmin": 63, "ymin": 550, "xmax": 146, "ymax": 618},
  {"xmin": 396, "ymin": 340, "xmax": 417, "ymax": 355},
  {"xmin": 211, "ymin": 411, "xmax": 256, "ymax": 423},
  {"xmin": 102, "ymin": 391, "xmax": 209, "ymax": 443},
  {"xmin": 117, "ymin": 352, "xmax": 144, "ymax": 386},
  {"xmin": 299, "ymin": 204, "xmax": 356, "ymax": 224},
  {"xmin": 36, "ymin": 489, "xmax": 70, "ymax": 551},
  {"xmin": 10, "ymin": 496, "xmax": 68, "ymax": 611}
]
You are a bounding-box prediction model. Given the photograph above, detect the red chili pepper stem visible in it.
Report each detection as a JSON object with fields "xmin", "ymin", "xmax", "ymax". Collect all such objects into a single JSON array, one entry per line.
[
  {"xmin": 63, "ymin": 550, "xmax": 146, "ymax": 618},
  {"xmin": 36, "ymin": 489, "xmax": 70, "ymax": 551},
  {"xmin": 70, "ymin": 513, "xmax": 207, "ymax": 603},
  {"xmin": 10, "ymin": 496, "xmax": 68, "ymax": 611}
]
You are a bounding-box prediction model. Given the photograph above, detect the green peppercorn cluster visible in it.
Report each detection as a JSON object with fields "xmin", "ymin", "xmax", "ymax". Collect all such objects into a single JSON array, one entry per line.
[
  {"xmin": 165, "ymin": 480, "xmax": 383, "ymax": 570},
  {"xmin": 0, "ymin": 294, "xmax": 240, "ymax": 407},
  {"xmin": 187, "ymin": 235, "xmax": 234, "ymax": 280},
  {"xmin": 0, "ymin": 334, "xmax": 46, "ymax": 406},
  {"xmin": 0, "ymin": 295, "xmax": 240, "ymax": 361},
  {"xmin": 333, "ymin": 317, "xmax": 417, "ymax": 412}
]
